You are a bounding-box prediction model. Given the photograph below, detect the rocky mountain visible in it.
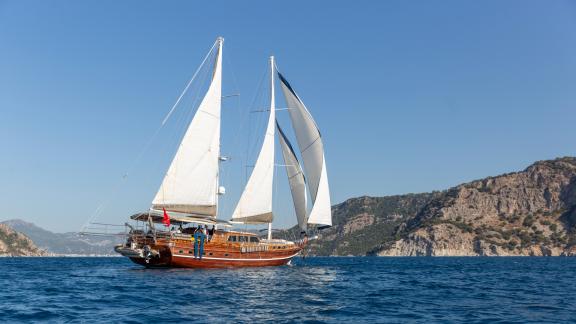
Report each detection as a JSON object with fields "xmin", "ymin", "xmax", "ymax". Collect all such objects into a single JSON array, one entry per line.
[
  {"xmin": 0, "ymin": 224, "xmax": 47, "ymax": 256},
  {"xmin": 288, "ymin": 157, "xmax": 576, "ymax": 256},
  {"xmin": 0, "ymin": 220, "xmax": 121, "ymax": 255},
  {"xmin": 291, "ymin": 193, "xmax": 438, "ymax": 256}
]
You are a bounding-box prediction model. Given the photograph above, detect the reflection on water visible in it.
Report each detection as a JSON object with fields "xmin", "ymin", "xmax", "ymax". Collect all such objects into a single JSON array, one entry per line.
[{"xmin": 1, "ymin": 257, "xmax": 576, "ymax": 322}]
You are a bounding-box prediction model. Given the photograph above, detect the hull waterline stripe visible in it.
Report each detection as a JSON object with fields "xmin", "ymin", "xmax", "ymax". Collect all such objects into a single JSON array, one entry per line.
[{"xmin": 172, "ymin": 252, "xmax": 300, "ymax": 262}]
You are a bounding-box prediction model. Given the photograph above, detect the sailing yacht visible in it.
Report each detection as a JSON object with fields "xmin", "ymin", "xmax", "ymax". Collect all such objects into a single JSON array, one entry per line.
[{"xmin": 114, "ymin": 37, "xmax": 331, "ymax": 268}]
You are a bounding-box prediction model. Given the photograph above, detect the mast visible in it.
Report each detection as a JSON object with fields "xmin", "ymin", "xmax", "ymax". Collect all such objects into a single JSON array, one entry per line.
[
  {"xmin": 268, "ymin": 55, "xmax": 275, "ymax": 241},
  {"xmin": 215, "ymin": 36, "xmax": 224, "ymax": 219}
]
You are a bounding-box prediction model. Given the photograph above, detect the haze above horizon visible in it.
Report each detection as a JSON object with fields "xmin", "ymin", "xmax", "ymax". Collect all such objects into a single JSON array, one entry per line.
[{"xmin": 1, "ymin": 1, "xmax": 575, "ymax": 233}]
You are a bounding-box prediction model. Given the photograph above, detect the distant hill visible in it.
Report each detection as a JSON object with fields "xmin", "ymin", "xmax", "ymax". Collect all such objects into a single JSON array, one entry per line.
[
  {"xmin": 279, "ymin": 157, "xmax": 576, "ymax": 256},
  {"xmin": 0, "ymin": 223, "xmax": 46, "ymax": 256},
  {"xmin": 0, "ymin": 220, "xmax": 121, "ymax": 255}
]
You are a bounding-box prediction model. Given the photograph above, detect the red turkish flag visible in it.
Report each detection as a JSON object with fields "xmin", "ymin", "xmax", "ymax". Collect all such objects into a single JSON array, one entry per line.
[{"xmin": 162, "ymin": 208, "xmax": 171, "ymax": 227}]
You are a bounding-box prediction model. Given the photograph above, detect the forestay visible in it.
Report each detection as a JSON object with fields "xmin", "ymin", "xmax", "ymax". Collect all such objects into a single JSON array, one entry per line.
[{"xmin": 152, "ymin": 39, "xmax": 223, "ymax": 216}]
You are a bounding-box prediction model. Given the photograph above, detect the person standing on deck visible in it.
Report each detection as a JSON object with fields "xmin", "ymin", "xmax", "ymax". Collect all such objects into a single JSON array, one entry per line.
[
  {"xmin": 193, "ymin": 225, "xmax": 202, "ymax": 259},
  {"xmin": 193, "ymin": 225, "xmax": 206, "ymax": 259}
]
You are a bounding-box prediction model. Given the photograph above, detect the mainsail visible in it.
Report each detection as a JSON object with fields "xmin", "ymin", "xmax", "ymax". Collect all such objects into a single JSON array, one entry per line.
[
  {"xmin": 277, "ymin": 121, "xmax": 308, "ymax": 232},
  {"xmin": 278, "ymin": 72, "xmax": 332, "ymax": 227},
  {"xmin": 231, "ymin": 57, "xmax": 276, "ymax": 224},
  {"xmin": 152, "ymin": 38, "xmax": 223, "ymax": 216}
]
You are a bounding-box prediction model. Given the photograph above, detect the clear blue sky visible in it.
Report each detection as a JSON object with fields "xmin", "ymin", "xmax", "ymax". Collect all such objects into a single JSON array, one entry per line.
[{"xmin": 1, "ymin": 1, "xmax": 575, "ymax": 233}]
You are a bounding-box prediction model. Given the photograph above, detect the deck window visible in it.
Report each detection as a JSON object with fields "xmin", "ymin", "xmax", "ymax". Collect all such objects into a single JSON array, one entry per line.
[
  {"xmin": 228, "ymin": 236, "xmax": 237, "ymax": 242},
  {"xmin": 249, "ymin": 237, "xmax": 259, "ymax": 243}
]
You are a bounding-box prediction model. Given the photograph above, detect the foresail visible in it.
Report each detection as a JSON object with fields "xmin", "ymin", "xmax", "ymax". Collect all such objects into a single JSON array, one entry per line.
[
  {"xmin": 308, "ymin": 156, "xmax": 331, "ymax": 226},
  {"xmin": 231, "ymin": 57, "xmax": 276, "ymax": 224},
  {"xmin": 278, "ymin": 72, "xmax": 332, "ymax": 227},
  {"xmin": 152, "ymin": 39, "xmax": 223, "ymax": 216},
  {"xmin": 277, "ymin": 121, "xmax": 308, "ymax": 232}
]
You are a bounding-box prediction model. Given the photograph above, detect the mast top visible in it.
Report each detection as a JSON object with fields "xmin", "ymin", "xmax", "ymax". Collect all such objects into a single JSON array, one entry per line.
[{"xmin": 217, "ymin": 36, "xmax": 224, "ymax": 44}]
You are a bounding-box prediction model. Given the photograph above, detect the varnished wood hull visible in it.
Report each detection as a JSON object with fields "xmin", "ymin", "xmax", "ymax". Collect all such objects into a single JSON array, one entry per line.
[
  {"xmin": 122, "ymin": 232, "xmax": 304, "ymax": 269},
  {"xmin": 130, "ymin": 252, "xmax": 299, "ymax": 268}
]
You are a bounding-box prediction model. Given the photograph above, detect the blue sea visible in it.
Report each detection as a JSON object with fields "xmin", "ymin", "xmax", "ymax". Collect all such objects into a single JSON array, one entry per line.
[{"xmin": 1, "ymin": 257, "xmax": 575, "ymax": 323}]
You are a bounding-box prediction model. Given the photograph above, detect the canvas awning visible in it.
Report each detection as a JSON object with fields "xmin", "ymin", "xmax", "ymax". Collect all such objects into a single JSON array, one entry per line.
[{"xmin": 130, "ymin": 210, "xmax": 232, "ymax": 227}]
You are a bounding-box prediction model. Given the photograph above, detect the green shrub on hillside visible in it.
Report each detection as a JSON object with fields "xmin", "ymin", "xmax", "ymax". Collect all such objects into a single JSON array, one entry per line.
[{"xmin": 523, "ymin": 215, "xmax": 535, "ymax": 227}]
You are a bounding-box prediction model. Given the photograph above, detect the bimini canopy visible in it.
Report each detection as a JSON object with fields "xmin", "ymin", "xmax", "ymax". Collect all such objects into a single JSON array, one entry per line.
[{"xmin": 131, "ymin": 210, "xmax": 232, "ymax": 227}]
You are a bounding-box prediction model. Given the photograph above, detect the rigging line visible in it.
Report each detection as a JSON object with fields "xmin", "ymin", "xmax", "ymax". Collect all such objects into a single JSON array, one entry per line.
[
  {"xmin": 247, "ymin": 70, "xmax": 268, "ymax": 165},
  {"xmin": 219, "ymin": 41, "xmax": 242, "ymax": 159},
  {"xmin": 161, "ymin": 39, "xmax": 219, "ymax": 126},
  {"xmin": 81, "ymin": 110, "xmax": 174, "ymax": 231},
  {"xmin": 300, "ymin": 136, "xmax": 321, "ymax": 154},
  {"xmin": 242, "ymin": 65, "xmax": 268, "ymax": 185},
  {"xmin": 287, "ymin": 172, "xmax": 304, "ymax": 181},
  {"xmin": 251, "ymin": 108, "xmax": 292, "ymax": 113},
  {"xmin": 83, "ymin": 44, "xmax": 218, "ymax": 232},
  {"xmin": 224, "ymin": 42, "xmax": 241, "ymax": 98},
  {"xmin": 198, "ymin": 109, "xmax": 220, "ymax": 119},
  {"xmin": 81, "ymin": 178, "xmax": 129, "ymax": 233}
]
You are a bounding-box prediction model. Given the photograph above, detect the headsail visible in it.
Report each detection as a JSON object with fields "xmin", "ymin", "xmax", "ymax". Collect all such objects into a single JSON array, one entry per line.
[
  {"xmin": 278, "ymin": 71, "xmax": 332, "ymax": 227},
  {"xmin": 152, "ymin": 38, "xmax": 223, "ymax": 216},
  {"xmin": 231, "ymin": 56, "xmax": 276, "ymax": 224},
  {"xmin": 277, "ymin": 121, "xmax": 308, "ymax": 232}
]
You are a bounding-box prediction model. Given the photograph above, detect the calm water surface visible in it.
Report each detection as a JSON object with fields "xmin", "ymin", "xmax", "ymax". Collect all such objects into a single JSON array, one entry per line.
[{"xmin": 0, "ymin": 257, "xmax": 575, "ymax": 323}]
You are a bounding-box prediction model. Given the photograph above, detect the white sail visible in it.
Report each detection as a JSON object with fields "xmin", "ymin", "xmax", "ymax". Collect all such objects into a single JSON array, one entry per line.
[
  {"xmin": 231, "ymin": 57, "xmax": 276, "ymax": 224},
  {"xmin": 278, "ymin": 72, "xmax": 332, "ymax": 227},
  {"xmin": 152, "ymin": 38, "xmax": 223, "ymax": 216},
  {"xmin": 277, "ymin": 121, "xmax": 308, "ymax": 232}
]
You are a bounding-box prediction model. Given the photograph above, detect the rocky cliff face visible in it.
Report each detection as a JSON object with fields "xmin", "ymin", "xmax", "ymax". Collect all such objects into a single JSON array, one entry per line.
[
  {"xmin": 297, "ymin": 157, "xmax": 576, "ymax": 256},
  {"xmin": 0, "ymin": 224, "xmax": 47, "ymax": 257},
  {"xmin": 378, "ymin": 157, "xmax": 576, "ymax": 256}
]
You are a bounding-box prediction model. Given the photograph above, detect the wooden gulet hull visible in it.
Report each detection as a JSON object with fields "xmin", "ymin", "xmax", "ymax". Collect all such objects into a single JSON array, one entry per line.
[
  {"xmin": 118, "ymin": 231, "xmax": 305, "ymax": 269},
  {"xmin": 130, "ymin": 251, "xmax": 301, "ymax": 269}
]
